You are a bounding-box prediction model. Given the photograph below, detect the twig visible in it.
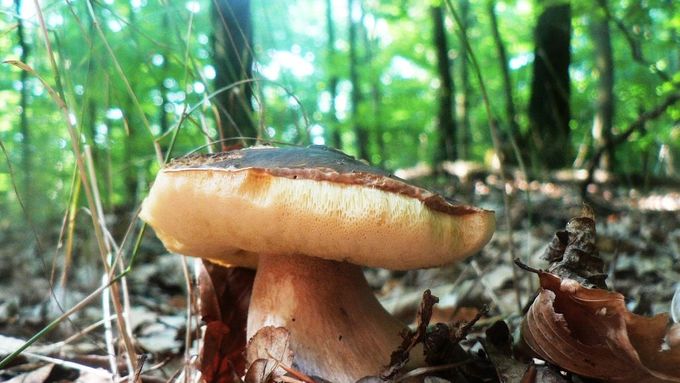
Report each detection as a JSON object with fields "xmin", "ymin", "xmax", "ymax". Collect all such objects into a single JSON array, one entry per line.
[
  {"xmin": 179, "ymin": 255, "xmax": 194, "ymax": 383},
  {"xmin": 581, "ymin": 92, "xmax": 680, "ymax": 197},
  {"xmin": 445, "ymin": 0, "xmax": 524, "ymax": 313}
]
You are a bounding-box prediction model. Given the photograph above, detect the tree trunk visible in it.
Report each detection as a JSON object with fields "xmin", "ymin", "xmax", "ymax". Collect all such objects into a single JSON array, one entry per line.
[
  {"xmin": 590, "ymin": 13, "xmax": 614, "ymax": 170},
  {"xmin": 459, "ymin": 0, "xmax": 471, "ymax": 160},
  {"xmin": 325, "ymin": 0, "xmax": 342, "ymax": 149},
  {"xmin": 528, "ymin": 3, "xmax": 572, "ymax": 170},
  {"xmin": 158, "ymin": 12, "xmax": 171, "ymax": 135},
  {"xmin": 360, "ymin": 5, "xmax": 384, "ymax": 164},
  {"xmin": 488, "ymin": 0, "xmax": 520, "ymax": 149},
  {"xmin": 212, "ymin": 0, "xmax": 256, "ymax": 146},
  {"xmin": 431, "ymin": 4, "xmax": 456, "ymax": 165},
  {"xmin": 15, "ymin": 0, "xmax": 31, "ymax": 216},
  {"xmin": 348, "ymin": 0, "xmax": 369, "ymax": 160}
]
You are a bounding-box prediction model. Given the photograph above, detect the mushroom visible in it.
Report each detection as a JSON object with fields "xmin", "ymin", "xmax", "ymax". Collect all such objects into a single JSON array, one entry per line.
[{"xmin": 140, "ymin": 145, "xmax": 495, "ymax": 382}]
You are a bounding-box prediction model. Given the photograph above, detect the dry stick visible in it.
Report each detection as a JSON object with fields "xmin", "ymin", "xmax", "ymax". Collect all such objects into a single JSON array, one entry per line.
[
  {"xmin": 178, "ymin": 256, "xmax": 194, "ymax": 383},
  {"xmin": 581, "ymin": 91, "xmax": 680, "ymax": 197},
  {"xmin": 84, "ymin": 145, "xmax": 129, "ymax": 378},
  {"xmin": 41, "ymin": 314, "xmax": 118, "ymax": 354},
  {"xmin": 101, "ymin": 269, "xmax": 118, "ymax": 378},
  {"xmin": 59, "ymin": 168, "xmax": 82, "ymax": 290},
  {"xmin": 174, "ymin": 16, "xmax": 199, "ymax": 382},
  {"xmin": 13, "ymin": 351, "xmax": 113, "ymax": 378},
  {"xmin": 51, "ymin": 167, "xmax": 77, "ymax": 289},
  {"xmin": 444, "ymin": 0, "xmax": 523, "ymax": 313},
  {"xmin": 27, "ymin": 2, "xmax": 140, "ymax": 378},
  {"xmin": 486, "ymin": 0, "xmax": 536, "ymax": 292}
]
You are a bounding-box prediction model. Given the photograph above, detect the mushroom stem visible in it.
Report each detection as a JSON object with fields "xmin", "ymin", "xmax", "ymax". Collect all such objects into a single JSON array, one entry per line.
[{"xmin": 247, "ymin": 253, "xmax": 408, "ymax": 382}]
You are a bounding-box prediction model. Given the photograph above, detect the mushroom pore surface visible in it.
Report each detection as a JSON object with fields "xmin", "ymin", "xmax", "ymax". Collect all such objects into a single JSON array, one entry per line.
[{"xmin": 139, "ymin": 145, "xmax": 495, "ymax": 270}]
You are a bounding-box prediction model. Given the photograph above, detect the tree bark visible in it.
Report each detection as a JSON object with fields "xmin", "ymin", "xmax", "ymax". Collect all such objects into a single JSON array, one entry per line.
[
  {"xmin": 212, "ymin": 0, "xmax": 256, "ymax": 146},
  {"xmin": 488, "ymin": 0, "xmax": 520, "ymax": 149},
  {"xmin": 459, "ymin": 0, "xmax": 471, "ymax": 160},
  {"xmin": 590, "ymin": 13, "xmax": 614, "ymax": 170},
  {"xmin": 348, "ymin": 0, "xmax": 369, "ymax": 160},
  {"xmin": 325, "ymin": 0, "xmax": 342, "ymax": 149},
  {"xmin": 431, "ymin": 4, "xmax": 457, "ymax": 165},
  {"xmin": 528, "ymin": 3, "xmax": 572, "ymax": 170}
]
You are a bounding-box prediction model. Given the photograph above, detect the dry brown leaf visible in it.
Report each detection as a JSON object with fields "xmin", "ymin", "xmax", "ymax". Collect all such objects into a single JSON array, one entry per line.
[
  {"xmin": 244, "ymin": 359, "xmax": 272, "ymax": 383},
  {"xmin": 199, "ymin": 261, "xmax": 255, "ymax": 383},
  {"xmin": 5, "ymin": 363, "xmax": 77, "ymax": 383},
  {"xmin": 542, "ymin": 206, "xmax": 606, "ymax": 288},
  {"xmin": 522, "ymin": 271, "xmax": 680, "ymax": 383},
  {"xmin": 245, "ymin": 326, "xmax": 294, "ymax": 380}
]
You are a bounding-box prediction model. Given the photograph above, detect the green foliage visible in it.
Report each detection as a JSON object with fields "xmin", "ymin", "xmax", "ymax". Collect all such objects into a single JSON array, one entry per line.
[{"xmin": 0, "ymin": 0, "xmax": 677, "ymax": 227}]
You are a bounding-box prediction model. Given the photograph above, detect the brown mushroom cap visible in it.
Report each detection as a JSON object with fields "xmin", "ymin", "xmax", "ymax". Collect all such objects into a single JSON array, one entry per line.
[{"xmin": 140, "ymin": 145, "xmax": 495, "ymax": 270}]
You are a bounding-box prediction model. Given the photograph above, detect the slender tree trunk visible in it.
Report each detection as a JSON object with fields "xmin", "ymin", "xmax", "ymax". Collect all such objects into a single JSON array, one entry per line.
[
  {"xmin": 371, "ymin": 83, "xmax": 385, "ymax": 165},
  {"xmin": 325, "ymin": 0, "xmax": 342, "ymax": 149},
  {"xmin": 212, "ymin": 0, "xmax": 256, "ymax": 146},
  {"xmin": 159, "ymin": 12, "xmax": 170, "ymax": 135},
  {"xmin": 348, "ymin": 0, "xmax": 369, "ymax": 160},
  {"xmin": 459, "ymin": 0, "xmax": 471, "ymax": 160},
  {"xmin": 347, "ymin": 0, "xmax": 368, "ymax": 159},
  {"xmin": 528, "ymin": 3, "xmax": 572, "ymax": 170},
  {"xmin": 360, "ymin": 5, "xmax": 384, "ymax": 164},
  {"xmin": 122, "ymin": 106, "xmax": 138, "ymax": 205},
  {"xmin": 431, "ymin": 4, "xmax": 456, "ymax": 165},
  {"xmin": 488, "ymin": 0, "xmax": 520, "ymax": 148},
  {"xmin": 15, "ymin": 0, "xmax": 31, "ymax": 215},
  {"xmin": 590, "ymin": 13, "xmax": 614, "ymax": 170}
]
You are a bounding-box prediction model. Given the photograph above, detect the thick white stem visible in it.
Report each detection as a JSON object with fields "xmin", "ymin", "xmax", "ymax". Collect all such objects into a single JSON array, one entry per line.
[{"xmin": 247, "ymin": 254, "xmax": 407, "ymax": 382}]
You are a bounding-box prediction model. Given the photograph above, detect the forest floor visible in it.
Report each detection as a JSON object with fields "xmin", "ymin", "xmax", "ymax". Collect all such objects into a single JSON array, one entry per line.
[{"xmin": 0, "ymin": 171, "xmax": 679, "ymax": 382}]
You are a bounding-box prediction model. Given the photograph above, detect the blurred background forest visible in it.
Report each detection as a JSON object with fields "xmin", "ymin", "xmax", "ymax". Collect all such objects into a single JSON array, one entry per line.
[
  {"xmin": 0, "ymin": 0, "xmax": 679, "ymax": 381},
  {"xmin": 0, "ymin": 0, "xmax": 677, "ymax": 289}
]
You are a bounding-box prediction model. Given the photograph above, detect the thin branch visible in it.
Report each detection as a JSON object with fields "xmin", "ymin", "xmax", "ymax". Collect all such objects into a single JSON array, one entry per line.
[
  {"xmin": 581, "ymin": 91, "xmax": 680, "ymax": 196},
  {"xmin": 444, "ymin": 0, "xmax": 524, "ymax": 313}
]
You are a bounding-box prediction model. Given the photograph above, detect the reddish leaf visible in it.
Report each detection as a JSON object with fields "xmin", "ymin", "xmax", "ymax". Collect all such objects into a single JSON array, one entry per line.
[
  {"xmin": 522, "ymin": 271, "xmax": 680, "ymax": 383},
  {"xmin": 198, "ymin": 261, "xmax": 256, "ymax": 382}
]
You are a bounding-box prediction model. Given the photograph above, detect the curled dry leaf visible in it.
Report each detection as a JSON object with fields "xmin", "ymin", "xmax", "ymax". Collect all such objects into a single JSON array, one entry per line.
[
  {"xmin": 198, "ymin": 261, "xmax": 255, "ymax": 382},
  {"xmin": 542, "ymin": 205, "xmax": 606, "ymax": 289},
  {"xmin": 245, "ymin": 326, "xmax": 294, "ymax": 381},
  {"xmin": 522, "ymin": 271, "xmax": 680, "ymax": 383}
]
